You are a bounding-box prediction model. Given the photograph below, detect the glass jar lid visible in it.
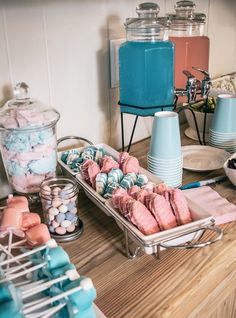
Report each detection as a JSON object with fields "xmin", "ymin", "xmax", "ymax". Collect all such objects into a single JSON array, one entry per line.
[
  {"xmin": 167, "ymin": 0, "xmax": 206, "ymax": 29},
  {"xmin": 125, "ymin": 2, "xmax": 170, "ymax": 41},
  {"xmin": 0, "ymin": 82, "xmax": 60, "ymax": 131}
]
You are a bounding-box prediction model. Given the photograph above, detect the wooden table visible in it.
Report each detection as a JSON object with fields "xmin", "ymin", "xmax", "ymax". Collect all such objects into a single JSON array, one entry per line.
[
  {"xmin": 59, "ymin": 123, "xmax": 236, "ymax": 318},
  {"xmin": 60, "ymin": 124, "xmax": 236, "ymax": 317}
]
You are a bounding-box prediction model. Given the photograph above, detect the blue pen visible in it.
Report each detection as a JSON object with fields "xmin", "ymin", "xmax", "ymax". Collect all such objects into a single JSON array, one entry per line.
[{"xmin": 179, "ymin": 175, "xmax": 227, "ymax": 190}]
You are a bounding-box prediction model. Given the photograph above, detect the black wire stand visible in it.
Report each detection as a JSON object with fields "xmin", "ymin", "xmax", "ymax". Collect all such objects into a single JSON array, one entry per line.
[
  {"xmin": 119, "ymin": 96, "xmax": 178, "ymax": 152},
  {"xmin": 119, "ymin": 96, "xmax": 211, "ymax": 152}
]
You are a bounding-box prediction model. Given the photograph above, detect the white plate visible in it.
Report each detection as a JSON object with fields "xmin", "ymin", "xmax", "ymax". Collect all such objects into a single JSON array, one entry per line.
[
  {"xmin": 185, "ymin": 127, "xmax": 209, "ymax": 142},
  {"xmin": 182, "ymin": 145, "xmax": 230, "ymax": 172}
]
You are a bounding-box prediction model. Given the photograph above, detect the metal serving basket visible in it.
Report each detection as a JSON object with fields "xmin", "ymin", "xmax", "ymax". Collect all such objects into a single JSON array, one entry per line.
[{"xmin": 57, "ymin": 137, "xmax": 223, "ymax": 259}]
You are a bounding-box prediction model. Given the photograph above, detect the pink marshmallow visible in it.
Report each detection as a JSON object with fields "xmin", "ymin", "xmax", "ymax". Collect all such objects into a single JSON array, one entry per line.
[
  {"xmin": 11, "ymin": 175, "xmax": 29, "ymax": 192},
  {"xmin": 16, "ymin": 151, "xmax": 44, "ymax": 162},
  {"xmin": 0, "ymin": 207, "xmax": 24, "ymax": 237},
  {"xmin": 7, "ymin": 195, "xmax": 29, "ymax": 213},
  {"xmin": 3, "ymin": 117, "xmax": 18, "ymax": 129},
  {"xmin": 17, "ymin": 109, "xmax": 44, "ymax": 124},
  {"xmin": 25, "ymin": 224, "xmax": 51, "ymax": 247},
  {"xmin": 33, "ymin": 144, "xmax": 56, "ymax": 154},
  {"xmin": 2, "ymin": 147, "xmax": 16, "ymax": 160},
  {"xmin": 11, "ymin": 174, "xmax": 47, "ymax": 193},
  {"xmin": 21, "ymin": 212, "xmax": 41, "ymax": 231},
  {"xmin": 16, "ymin": 113, "xmax": 28, "ymax": 127}
]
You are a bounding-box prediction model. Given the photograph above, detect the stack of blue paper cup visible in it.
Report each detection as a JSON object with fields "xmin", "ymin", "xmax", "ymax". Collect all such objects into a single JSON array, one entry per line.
[
  {"xmin": 209, "ymin": 94, "xmax": 236, "ymax": 153},
  {"xmin": 147, "ymin": 111, "xmax": 183, "ymax": 188}
]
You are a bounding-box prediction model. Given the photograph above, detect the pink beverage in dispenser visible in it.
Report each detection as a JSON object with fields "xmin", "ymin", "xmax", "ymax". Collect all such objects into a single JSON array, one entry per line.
[{"xmin": 167, "ymin": 1, "xmax": 209, "ymax": 101}]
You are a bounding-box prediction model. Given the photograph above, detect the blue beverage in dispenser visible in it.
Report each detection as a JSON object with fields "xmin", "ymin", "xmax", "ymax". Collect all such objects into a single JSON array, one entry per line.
[{"xmin": 119, "ymin": 3, "xmax": 175, "ymax": 116}]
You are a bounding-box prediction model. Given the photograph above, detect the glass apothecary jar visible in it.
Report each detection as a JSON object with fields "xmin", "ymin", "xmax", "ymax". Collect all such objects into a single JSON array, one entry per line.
[
  {"xmin": 119, "ymin": 2, "xmax": 175, "ymax": 115},
  {"xmin": 0, "ymin": 83, "xmax": 60, "ymax": 195},
  {"xmin": 167, "ymin": 0, "xmax": 210, "ymax": 90},
  {"xmin": 40, "ymin": 177, "xmax": 83, "ymax": 242}
]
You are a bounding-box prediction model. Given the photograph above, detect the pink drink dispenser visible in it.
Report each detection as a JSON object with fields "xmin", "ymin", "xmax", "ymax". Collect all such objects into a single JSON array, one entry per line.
[
  {"xmin": 0, "ymin": 82, "xmax": 60, "ymax": 195},
  {"xmin": 167, "ymin": 0, "xmax": 210, "ymax": 95}
]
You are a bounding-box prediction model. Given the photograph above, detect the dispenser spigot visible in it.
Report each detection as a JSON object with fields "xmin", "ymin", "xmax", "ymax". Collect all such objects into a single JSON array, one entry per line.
[
  {"xmin": 175, "ymin": 67, "xmax": 211, "ymax": 103},
  {"xmin": 192, "ymin": 67, "xmax": 211, "ymax": 99},
  {"xmin": 182, "ymin": 70, "xmax": 200, "ymax": 103},
  {"xmin": 175, "ymin": 70, "xmax": 199, "ymax": 103}
]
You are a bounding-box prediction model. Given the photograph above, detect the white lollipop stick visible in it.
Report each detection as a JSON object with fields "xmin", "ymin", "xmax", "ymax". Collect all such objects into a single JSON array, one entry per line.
[
  {"xmin": 4, "ymin": 239, "xmax": 27, "ymax": 249},
  {"xmin": 25, "ymin": 303, "xmax": 66, "ymax": 318},
  {"xmin": 41, "ymin": 303, "xmax": 66, "ymax": 318},
  {"xmin": 18, "ymin": 279, "xmax": 47, "ymax": 290},
  {"xmin": 0, "ymin": 239, "xmax": 57, "ymax": 266},
  {"xmin": 7, "ymin": 231, "xmax": 13, "ymax": 271},
  {"xmin": 24, "ymin": 296, "xmax": 51, "ymax": 309},
  {"xmin": 23, "ymin": 278, "xmax": 93, "ymax": 314},
  {"xmin": 0, "ymin": 262, "xmax": 46, "ymax": 283},
  {"xmin": 15, "ymin": 279, "xmax": 33, "ymax": 287},
  {"xmin": 22, "ymin": 269, "xmax": 79, "ymax": 299},
  {"xmin": 4, "ymin": 261, "xmax": 32, "ymax": 275},
  {"xmin": 0, "ymin": 243, "xmax": 22, "ymax": 266}
]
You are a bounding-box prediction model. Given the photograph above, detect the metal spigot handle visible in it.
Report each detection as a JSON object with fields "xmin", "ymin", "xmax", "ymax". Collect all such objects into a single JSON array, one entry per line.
[
  {"xmin": 192, "ymin": 66, "xmax": 210, "ymax": 79},
  {"xmin": 192, "ymin": 67, "xmax": 211, "ymax": 98},
  {"xmin": 182, "ymin": 70, "xmax": 197, "ymax": 103},
  {"xmin": 183, "ymin": 70, "xmax": 195, "ymax": 79}
]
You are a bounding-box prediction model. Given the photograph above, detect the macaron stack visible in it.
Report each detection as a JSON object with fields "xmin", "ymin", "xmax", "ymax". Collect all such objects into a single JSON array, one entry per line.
[
  {"xmin": 61, "ymin": 146, "xmax": 105, "ymax": 173},
  {"xmin": 40, "ymin": 181, "xmax": 79, "ymax": 236},
  {"xmin": 80, "ymin": 151, "xmax": 152, "ymax": 199},
  {"xmin": 112, "ymin": 184, "xmax": 192, "ymax": 235}
]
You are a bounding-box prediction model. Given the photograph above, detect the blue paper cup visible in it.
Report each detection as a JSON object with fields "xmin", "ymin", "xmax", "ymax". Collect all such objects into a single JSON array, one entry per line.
[
  {"xmin": 149, "ymin": 111, "xmax": 181, "ymax": 159},
  {"xmin": 211, "ymin": 94, "xmax": 236, "ymax": 133}
]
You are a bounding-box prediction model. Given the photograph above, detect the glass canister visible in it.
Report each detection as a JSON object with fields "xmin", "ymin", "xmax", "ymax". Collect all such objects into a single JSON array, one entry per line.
[
  {"xmin": 0, "ymin": 152, "xmax": 12, "ymax": 200},
  {"xmin": 0, "ymin": 83, "xmax": 60, "ymax": 194},
  {"xmin": 167, "ymin": 0, "xmax": 210, "ymax": 91},
  {"xmin": 119, "ymin": 2, "xmax": 175, "ymax": 116},
  {"xmin": 40, "ymin": 177, "xmax": 82, "ymax": 242}
]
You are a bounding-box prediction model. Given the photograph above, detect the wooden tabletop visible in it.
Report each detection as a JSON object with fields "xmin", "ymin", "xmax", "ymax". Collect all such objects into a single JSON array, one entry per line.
[{"xmin": 60, "ymin": 124, "xmax": 236, "ymax": 318}]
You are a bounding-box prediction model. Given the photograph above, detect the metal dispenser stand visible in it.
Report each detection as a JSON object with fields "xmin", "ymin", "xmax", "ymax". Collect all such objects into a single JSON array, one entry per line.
[{"xmin": 119, "ymin": 67, "xmax": 212, "ymax": 151}]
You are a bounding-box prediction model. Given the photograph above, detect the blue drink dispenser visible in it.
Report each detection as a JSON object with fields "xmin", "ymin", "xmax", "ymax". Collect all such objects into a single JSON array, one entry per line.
[{"xmin": 119, "ymin": 2, "xmax": 175, "ymax": 116}]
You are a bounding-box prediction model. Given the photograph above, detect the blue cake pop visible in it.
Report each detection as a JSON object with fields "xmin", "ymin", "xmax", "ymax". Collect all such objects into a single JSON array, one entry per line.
[{"xmin": 64, "ymin": 277, "xmax": 96, "ymax": 311}]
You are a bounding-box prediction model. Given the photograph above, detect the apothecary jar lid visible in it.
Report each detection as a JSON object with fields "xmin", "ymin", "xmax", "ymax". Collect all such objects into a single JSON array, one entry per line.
[
  {"xmin": 0, "ymin": 82, "xmax": 60, "ymax": 131},
  {"xmin": 125, "ymin": 2, "xmax": 170, "ymax": 41},
  {"xmin": 166, "ymin": 0, "xmax": 206, "ymax": 32}
]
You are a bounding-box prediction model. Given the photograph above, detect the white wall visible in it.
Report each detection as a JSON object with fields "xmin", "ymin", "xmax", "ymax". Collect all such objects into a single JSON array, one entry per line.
[{"xmin": 0, "ymin": 0, "xmax": 235, "ymax": 149}]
